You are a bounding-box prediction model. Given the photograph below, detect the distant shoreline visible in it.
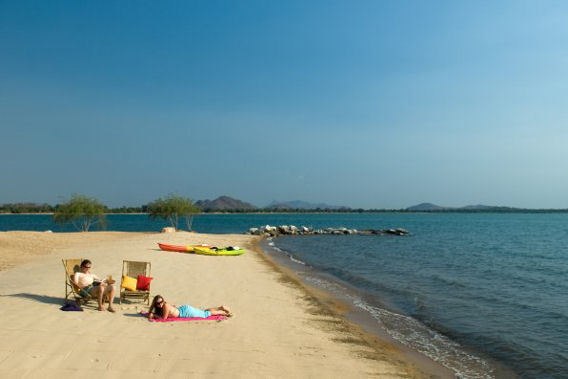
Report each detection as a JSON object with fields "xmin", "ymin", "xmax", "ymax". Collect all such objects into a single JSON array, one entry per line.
[{"xmin": 2, "ymin": 210, "xmax": 568, "ymax": 215}]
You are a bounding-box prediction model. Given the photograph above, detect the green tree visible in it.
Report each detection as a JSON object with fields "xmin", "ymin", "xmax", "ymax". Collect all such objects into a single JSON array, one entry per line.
[
  {"xmin": 147, "ymin": 195, "xmax": 200, "ymax": 231},
  {"xmin": 53, "ymin": 194, "xmax": 107, "ymax": 231}
]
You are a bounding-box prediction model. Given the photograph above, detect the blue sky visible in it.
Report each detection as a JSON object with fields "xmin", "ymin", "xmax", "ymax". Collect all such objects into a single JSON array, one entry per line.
[{"xmin": 1, "ymin": 1, "xmax": 567, "ymax": 208}]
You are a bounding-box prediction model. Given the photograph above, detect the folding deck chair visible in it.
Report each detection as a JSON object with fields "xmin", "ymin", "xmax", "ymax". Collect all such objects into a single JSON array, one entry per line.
[
  {"xmin": 62, "ymin": 258, "xmax": 95, "ymax": 305},
  {"xmin": 120, "ymin": 260, "xmax": 152, "ymax": 305}
]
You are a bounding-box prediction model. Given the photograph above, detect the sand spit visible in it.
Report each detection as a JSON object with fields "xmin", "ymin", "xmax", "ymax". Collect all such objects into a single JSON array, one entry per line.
[{"xmin": 0, "ymin": 231, "xmax": 444, "ymax": 377}]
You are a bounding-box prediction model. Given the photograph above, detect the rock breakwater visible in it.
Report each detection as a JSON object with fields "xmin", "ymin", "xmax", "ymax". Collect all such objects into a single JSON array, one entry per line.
[{"xmin": 246, "ymin": 225, "xmax": 409, "ymax": 237}]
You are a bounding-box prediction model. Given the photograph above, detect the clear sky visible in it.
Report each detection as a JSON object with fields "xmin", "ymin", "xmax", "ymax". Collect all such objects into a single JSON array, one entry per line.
[{"xmin": 1, "ymin": 1, "xmax": 567, "ymax": 208}]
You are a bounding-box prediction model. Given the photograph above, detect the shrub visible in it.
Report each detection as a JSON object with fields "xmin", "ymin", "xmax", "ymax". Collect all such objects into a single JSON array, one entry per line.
[{"xmin": 53, "ymin": 194, "xmax": 107, "ymax": 231}]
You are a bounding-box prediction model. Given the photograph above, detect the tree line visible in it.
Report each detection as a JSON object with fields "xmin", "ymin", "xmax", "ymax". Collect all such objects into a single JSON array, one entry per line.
[
  {"xmin": 13, "ymin": 194, "xmax": 201, "ymax": 232},
  {"xmin": 0, "ymin": 203, "xmax": 148, "ymax": 214}
]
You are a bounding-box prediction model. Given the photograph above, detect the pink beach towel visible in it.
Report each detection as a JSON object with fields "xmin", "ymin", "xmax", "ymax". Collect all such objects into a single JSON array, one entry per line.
[{"xmin": 140, "ymin": 312, "xmax": 226, "ymax": 322}]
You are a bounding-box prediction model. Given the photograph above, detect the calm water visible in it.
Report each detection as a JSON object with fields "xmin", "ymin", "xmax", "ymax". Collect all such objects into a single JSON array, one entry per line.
[{"xmin": 2, "ymin": 213, "xmax": 567, "ymax": 377}]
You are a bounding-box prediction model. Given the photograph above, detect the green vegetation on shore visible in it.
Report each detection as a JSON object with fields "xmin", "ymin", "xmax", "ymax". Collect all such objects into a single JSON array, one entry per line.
[
  {"xmin": 147, "ymin": 195, "xmax": 200, "ymax": 230},
  {"xmin": 2, "ymin": 201, "xmax": 568, "ymax": 214},
  {"xmin": 53, "ymin": 194, "xmax": 107, "ymax": 232},
  {"xmin": 46, "ymin": 194, "xmax": 200, "ymax": 231}
]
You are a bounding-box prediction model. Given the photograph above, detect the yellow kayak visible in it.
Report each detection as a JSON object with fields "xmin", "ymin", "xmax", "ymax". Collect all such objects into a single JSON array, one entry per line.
[{"xmin": 192, "ymin": 247, "xmax": 245, "ymax": 256}]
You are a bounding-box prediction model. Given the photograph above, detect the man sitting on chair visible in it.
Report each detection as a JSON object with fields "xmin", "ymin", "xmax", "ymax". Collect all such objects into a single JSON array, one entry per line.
[{"xmin": 73, "ymin": 259, "xmax": 116, "ymax": 312}]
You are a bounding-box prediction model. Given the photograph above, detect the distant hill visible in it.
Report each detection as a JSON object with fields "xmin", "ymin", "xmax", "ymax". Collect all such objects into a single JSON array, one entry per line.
[
  {"xmin": 460, "ymin": 204, "xmax": 520, "ymax": 211},
  {"xmin": 195, "ymin": 196, "xmax": 257, "ymax": 211},
  {"xmin": 406, "ymin": 203, "xmax": 449, "ymax": 211},
  {"xmin": 267, "ymin": 200, "xmax": 349, "ymax": 210},
  {"xmin": 407, "ymin": 203, "xmax": 524, "ymax": 212},
  {"xmin": 460, "ymin": 204, "xmax": 501, "ymax": 210}
]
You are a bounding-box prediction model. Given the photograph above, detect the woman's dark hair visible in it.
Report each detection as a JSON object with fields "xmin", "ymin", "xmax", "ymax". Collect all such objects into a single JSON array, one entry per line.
[
  {"xmin": 149, "ymin": 294, "xmax": 164, "ymax": 317},
  {"xmin": 81, "ymin": 259, "xmax": 92, "ymax": 267}
]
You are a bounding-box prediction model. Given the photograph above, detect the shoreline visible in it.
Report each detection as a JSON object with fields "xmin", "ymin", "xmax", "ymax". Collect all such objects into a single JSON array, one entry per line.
[
  {"xmin": 256, "ymin": 238, "xmax": 455, "ymax": 378},
  {"xmin": 0, "ymin": 230, "xmax": 444, "ymax": 377},
  {"xmin": 260, "ymin": 238, "xmax": 519, "ymax": 379},
  {"xmin": 3, "ymin": 209, "xmax": 568, "ymax": 216},
  {"xmin": 254, "ymin": 238, "xmax": 455, "ymax": 378}
]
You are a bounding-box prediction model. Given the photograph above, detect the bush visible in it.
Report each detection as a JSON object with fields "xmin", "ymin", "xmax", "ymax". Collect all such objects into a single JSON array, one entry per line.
[
  {"xmin": 53, "ymin": 194, "xmax": 107, "ymax": 231},
  {"xmin": 147, "ymin": 195, "xmax": 200, "ymax": 231}
]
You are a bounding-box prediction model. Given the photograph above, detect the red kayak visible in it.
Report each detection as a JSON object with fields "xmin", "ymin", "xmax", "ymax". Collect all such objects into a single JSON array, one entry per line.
[{"xmin": 158, "ymin": 243, "xmax": 213, "ymax": 253}]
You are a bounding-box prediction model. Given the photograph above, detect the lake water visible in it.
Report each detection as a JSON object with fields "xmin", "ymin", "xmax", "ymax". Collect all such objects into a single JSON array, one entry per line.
[{"xmin": 1, "ymin": 213, "xmax": 567, "ymax": 378}]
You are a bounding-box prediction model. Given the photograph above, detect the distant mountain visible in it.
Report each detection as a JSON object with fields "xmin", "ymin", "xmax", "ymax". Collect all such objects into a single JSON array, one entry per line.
[
  {"xmin": 267, "ymin": 200, "xmax": 349, "ymax": 210},
  {"xmin": 460, "ymin": 204, "xmax": 520, "ymax": 211},
  {"xmin": 406, "ymin": 203, "xmax": 449, "ymax": 211},
  {"xmin": 407, "ymin": 203, "xmax": 524, "ymax": 212},
  {"xmin": 195, "ymin": 196, "xmax": 257, "ymax": 211}
]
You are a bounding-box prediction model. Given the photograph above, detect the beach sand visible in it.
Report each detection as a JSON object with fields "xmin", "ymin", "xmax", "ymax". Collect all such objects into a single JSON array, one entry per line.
[{"xmin": 0, "ymin": 231, "xmax": 447, "ymax": 378}]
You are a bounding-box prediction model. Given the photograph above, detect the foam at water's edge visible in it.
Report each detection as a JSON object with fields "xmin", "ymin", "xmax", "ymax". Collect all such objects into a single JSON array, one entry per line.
[
  {"xmin": 264, "ymin": 239, "xmax": 495, "ymax": 379},
  {"xmin": 289, "ymin": 256, "xmax": 306, "ymax": 265},
  {"xmin": 301, "ymin": 275, "xmax": 494, "ymax": 379},
  {"xmin": 266, "ymin": 238, "xmax": 306, "ymax": 265}
]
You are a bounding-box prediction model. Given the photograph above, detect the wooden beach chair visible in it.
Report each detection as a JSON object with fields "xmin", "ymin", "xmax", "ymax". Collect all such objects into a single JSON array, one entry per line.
[
  {"xmin": 120, "ymin": 260, "xmax": 152, "ymax": 305},
  {"xmin": 62, "ymin": 258, "xmax": 95, "ymax": 305}
]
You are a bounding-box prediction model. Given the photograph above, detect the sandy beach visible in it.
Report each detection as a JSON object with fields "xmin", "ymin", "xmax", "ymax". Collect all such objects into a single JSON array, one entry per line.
[{"xmin": 0, "ymin": 231, "xmax": 446, "ymax": 378}]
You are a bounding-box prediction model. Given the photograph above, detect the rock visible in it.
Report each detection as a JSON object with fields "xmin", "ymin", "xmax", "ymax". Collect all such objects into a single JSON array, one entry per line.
[
  {"xmin": 264, "ymin": 225, "xmax": 277, "ymax": 232},
  {"xmin": 279, "ymin": 225, "xmax": 290, "ymax": 233},
  {"xmin": 385, "ymin": 228, "xmax": 408, "ymax": 236},
  {"xmin": 161, "ymin": 227, "xmax": 176, "ymax": 233}
]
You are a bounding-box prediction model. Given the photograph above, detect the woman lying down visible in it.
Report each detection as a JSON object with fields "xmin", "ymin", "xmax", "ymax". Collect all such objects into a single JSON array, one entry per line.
[{"xmin": 148, "ymin": 294, "xmax": 232, "ymax": 319}]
